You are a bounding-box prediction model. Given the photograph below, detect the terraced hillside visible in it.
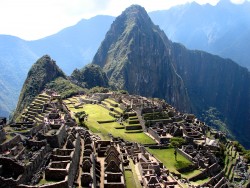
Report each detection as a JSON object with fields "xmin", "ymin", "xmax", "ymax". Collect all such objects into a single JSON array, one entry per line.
[
  {"xmin": 20, "ymin": 93, "xmax": 52, "ymax": 124},
  {"xmin": 63, "ymin": 95, "xmax": 156, "ymax": 145}
]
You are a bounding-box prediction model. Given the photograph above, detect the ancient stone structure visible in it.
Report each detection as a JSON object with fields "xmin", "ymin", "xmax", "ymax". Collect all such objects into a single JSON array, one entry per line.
[{"xmin": 0, "ymin": 92, "xmax": 248, "ymax": 187}]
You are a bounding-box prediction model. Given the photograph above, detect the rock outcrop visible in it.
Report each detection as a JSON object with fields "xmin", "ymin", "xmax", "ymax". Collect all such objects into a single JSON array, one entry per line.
[{"xmin": 92, "ymin": 5, "xmax": 191, "ymax": 112}]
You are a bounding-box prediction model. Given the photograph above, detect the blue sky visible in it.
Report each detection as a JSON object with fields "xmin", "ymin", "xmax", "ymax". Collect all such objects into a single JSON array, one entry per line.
[{"xmin": 0, "ymin": 0, "xmax": 247, "ymax": 40}]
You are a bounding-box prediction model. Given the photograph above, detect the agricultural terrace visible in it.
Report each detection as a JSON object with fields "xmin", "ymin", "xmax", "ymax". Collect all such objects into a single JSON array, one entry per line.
[
  {"xmin": 83, "ymin": 104, "xmax": 155, "ymax": 144},
  {"xmin": 63, "ymin": 96, "xmax": 155, "ymax": 144}
]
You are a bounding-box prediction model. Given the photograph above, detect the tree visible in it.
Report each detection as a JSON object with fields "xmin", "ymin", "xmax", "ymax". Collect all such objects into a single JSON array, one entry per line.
[
  {"xmin": 170, "ymin": 137, "xmax": 186, "ymax": 148},
  {"xmin": 75, "ymin": 111, "xmax": 87, "ymax": 126}
]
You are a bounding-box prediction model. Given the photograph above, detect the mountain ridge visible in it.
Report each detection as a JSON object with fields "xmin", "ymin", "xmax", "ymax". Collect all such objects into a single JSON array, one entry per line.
[
  {"xmin": 13, "ymin": 55, "xmax": 66, "ymax": 120},
  {"xmin": 149, "ymin": 0, "xmax": 250, "ymax": 69},
  {"xmin": 91, "ymin": 4, "xmax": 250, "ymax": 148},
  {"xmin": 1, "ymin": 1, "xmax": 250, "ymax": 117}
]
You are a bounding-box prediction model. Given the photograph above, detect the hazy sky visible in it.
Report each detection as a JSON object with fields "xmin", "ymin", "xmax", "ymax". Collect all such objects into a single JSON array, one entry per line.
[{"xmin": 0, "ymin": 0, "xmax": 247, "ymax": 40}]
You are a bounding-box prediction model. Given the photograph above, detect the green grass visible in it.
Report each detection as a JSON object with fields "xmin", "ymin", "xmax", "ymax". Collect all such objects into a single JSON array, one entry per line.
[
  {"xmin": 83, "ymin": 104, "xmax": 115, "ymax": 122},
  {"xmin": 105, "ymin": 98, "xmax": 119, "ymax": 106},
  {"xmin": 102, "ymin": 100, "xmax": 124, "ymax": 114},
  {"xmin": 127, "ymin": 159, "xmax": 142, "ymax": 188},
  {"xmin": 181, "ymin": 169, "xmax": 202, "ymax": 179},
  {"xmin": 82, "ymin": 104, "xmax": 155, "ymax": 144},
  {"xmin": 146, "ymin": 148, "xmax": 195, "ymax": 175},
  {"xmin": 125, "ymin": 170, "xmax": 137, "ymax": 188},
  {"xmin": 38, "ymin": 178, "xmax": 57, "ymax": 185},
  {"xmin": 224, "ymin": 146, "xmax": 238, "ymax": 179}
]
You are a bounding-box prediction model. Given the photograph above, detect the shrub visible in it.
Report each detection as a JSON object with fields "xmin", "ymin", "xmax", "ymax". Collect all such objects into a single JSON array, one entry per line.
[{"xmin": 170, "ymin": 137, "xmax": 186, "ymax": 148}]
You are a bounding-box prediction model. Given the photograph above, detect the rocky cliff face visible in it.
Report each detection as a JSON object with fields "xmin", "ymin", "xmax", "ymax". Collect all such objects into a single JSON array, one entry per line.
[
  {"xmin": 71, "ymin": 64, "xmax": 109, "ymax": 89},
  {"xmin": 92, "ymin": 5, "xmax": 250, "ymax": 148},
  {"xmin": 13, "ymin": 55, "xmax": 66, "ymax": 120},
  {"xmin": 92, "ymin": 5, "xmax": 191, "ymax": 112},
  {"xmin": 170, "ymin": 44, "xmax": 250, "ymax": 147}
]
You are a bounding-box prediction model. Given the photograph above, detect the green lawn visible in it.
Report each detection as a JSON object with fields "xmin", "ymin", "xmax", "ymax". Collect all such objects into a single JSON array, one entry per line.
[
  {"xmin": 125, "ymin": 170, "xmax": 138, "ymax": 188},
  {"xmin": 128, "ymin": 159, "xmax": 142, "ymax": 188},
  {"xmin": 83, "ymin": 104, "xmax": 155, "ymax": 144},
  {"xmin": 182, "ymin": 169, "xmax": 202, "ymax": 179},
  {"xmin": 105, "ymin": 98, "xmax": 119, "ymax": 106},
  {"xmin": 146, "ymin": 148, "xmax": 201, "ymax": 178},
  {"xmin": 38, "ymin": 178, "xmax": 57, "ymax": 185},
  {"xmin": 102, "ymin": 100, "xmax": 124, "ymax": 114}
]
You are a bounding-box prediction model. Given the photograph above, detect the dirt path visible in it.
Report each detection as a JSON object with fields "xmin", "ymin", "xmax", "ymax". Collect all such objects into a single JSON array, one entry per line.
[{"xmin": 98, "ymin": 157, "xmax": 105, "ymax": 188}]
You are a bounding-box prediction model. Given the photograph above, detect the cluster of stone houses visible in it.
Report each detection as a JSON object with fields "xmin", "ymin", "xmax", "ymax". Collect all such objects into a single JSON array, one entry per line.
[
  {"xmin": 107, "ymin": 93, "xmax": 250, "ymax": 187},
  {"xmin": 0, "ymin": 92, "xmax": 249, "ymax": 187},
  {"xmin": 0, "ymin": 91, "xmax": 82, "ymax": 187}
]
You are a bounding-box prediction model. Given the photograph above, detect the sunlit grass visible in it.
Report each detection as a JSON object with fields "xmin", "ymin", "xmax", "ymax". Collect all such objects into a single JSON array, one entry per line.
[
  {"xmin": 146, "ymin": 148, "xmax": 200, "ymax": 178},
  {"xmin": 83, "ymin": 104, "xmax": 155, "ymax": 144}
]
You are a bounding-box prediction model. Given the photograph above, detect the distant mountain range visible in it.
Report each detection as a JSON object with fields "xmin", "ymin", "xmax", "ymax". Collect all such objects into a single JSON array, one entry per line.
[{"xmin": 150, "ymin": 0, "xmax": 250, "ymax": 69}]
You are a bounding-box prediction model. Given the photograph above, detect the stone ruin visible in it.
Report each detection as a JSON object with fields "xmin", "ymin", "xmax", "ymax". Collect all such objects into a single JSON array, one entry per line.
[{"xmin": 0, "ymin": 92, "xmax": 248, "ymax": 187}]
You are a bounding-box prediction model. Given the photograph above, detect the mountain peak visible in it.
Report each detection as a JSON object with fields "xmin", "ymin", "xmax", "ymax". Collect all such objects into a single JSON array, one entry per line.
[
  {"xmin": 121, "ymin": 5, "xmax": 152, "ymax": 25},
  {"xmin": 92, "ymin": 5, "xmax": 191, "ymax": 112},
  {"xmin": 122, "ymin": 4, "xmax": 147, "ymax": 16},
  {"xmin": 13, "ymin": 55, "xmax": 66, "ymax": 120}
]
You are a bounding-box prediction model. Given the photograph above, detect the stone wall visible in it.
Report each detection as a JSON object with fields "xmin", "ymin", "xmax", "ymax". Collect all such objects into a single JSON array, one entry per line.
[
  {"xmin": 51, "ymin": 149, "xmax": 73, "ymax": 161},
  {"xmin": 28, "ymin": 124, "xmax": 44, "ymax": 136},
  {"xmin": 26, "ymin": 140, "xmax": 47, "ymax": 149},
  {"xmin": 18, "ymin": 179, "xmax": 68, "ymax": 188},
  {"xmin": 0, "ymin": 157, "xmax": 26, "ymax": 187},
  {"xmin": 46, "ymin": 125, "xmax": 67, "ymax": 148},
  {"xmin": 62, "ymin": 104, "xmax": 70, "ymax": 115},
  {"xmin": 67, "ymin": 133, "xmax": 81, "ymax": 187},
  {"xmin": 24, "ymin": 145, "xmax": 50, "ymax": 182},
  {"xmin": 0, "ymin": 129, "xmax": 6, "ymax": 144},
  {"xmin": 148, "ymin": 128, "xmax": 161, "ymax": 142},
  {"xmin": 0, "ymin": 135, "xmax": 22, "ymax": 153},
  {"xmin": 176, "ymin": 148, "xmax": 193, "ymax": 163}
]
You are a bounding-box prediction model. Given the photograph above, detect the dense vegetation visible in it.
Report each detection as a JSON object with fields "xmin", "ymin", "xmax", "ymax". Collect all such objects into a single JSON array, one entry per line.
[
  {"xmin": 45, "ymin": 77, "xmax": 86, "ymax": 99},
  {"xmin": 12, "ymin": 55, "xmax": 66, "ymax": 120},
  {"xmin": 71, "ymin": 64, "xmax": 109, "ymax": 89},
  {"xmin": 201, "ymin": 107, "xmax": 232, "ymax": 138}
]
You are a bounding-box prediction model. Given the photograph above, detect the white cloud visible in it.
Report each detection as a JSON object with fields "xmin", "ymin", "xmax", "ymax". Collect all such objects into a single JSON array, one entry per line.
[
  {"xmin": 230, "ymin": 0, "xmax": 246, "ymax": 3},
  {"xmin": 0, "ymin": 0, "xmax": 246, "ymax": 40}
]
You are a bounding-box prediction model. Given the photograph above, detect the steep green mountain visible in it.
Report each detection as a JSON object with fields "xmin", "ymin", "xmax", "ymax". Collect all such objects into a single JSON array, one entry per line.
[
  {"xmin": 71, "ymin": 64, "xmax": 109, "ymax": 89},
  {"xmin": 149, "ymin": 0, "xmax": 250, "ymax": 69},
  {"xmin": 92, "ymin": 5, "xmax": 191, "ymax": 113},
  {"xmin": 13, "ymin": 55, "xmax": 66, "ymax": 120},
  {"xmin": 92, "ymin": 5, "xmax": 250, "ymax": 148}
]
